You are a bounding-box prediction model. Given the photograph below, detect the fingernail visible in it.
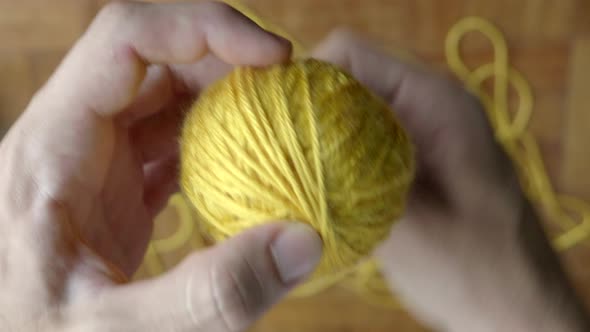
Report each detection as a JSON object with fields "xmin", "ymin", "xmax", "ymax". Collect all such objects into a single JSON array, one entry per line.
[{"xmin": 270, "ymin": 223, "xmax": 323, "ymax": 284}]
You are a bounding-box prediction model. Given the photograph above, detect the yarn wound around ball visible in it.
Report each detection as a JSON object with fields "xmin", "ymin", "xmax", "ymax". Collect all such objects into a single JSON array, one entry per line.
[{"xmin": 179, "ymin": 58, "xmax": 415, "ymax": 293}]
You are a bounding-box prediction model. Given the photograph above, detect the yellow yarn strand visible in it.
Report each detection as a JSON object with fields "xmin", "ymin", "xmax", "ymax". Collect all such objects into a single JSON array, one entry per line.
[
  {"xmin": 143, "ymin": 194, "xmax": 204, "ymax": 275},
  {"xmin": 446, "ymin": 17, "xmax": 590, "ymax": 251}
]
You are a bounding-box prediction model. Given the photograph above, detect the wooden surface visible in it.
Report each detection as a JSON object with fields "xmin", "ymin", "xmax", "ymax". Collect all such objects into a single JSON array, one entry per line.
[{"xmin": 1, "ymin": 0, "xmax": 590, "ymax": 331}]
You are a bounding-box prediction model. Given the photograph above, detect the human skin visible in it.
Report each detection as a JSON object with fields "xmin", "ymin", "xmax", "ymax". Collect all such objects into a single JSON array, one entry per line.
[
  {"xmin": 0, "ymin": 2, "xmax": 322, "ymax": 331},
  {"xmin": 313, "ymin": 30, "xmax": 590, "ymax": 332},
  {"xmin": 0, "ymin": 1, "xmax": 588, "ymax": 331}
]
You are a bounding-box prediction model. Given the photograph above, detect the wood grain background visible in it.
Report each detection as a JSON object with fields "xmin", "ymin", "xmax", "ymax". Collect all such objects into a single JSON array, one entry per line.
[{"xmin": 1, "ymin": 0, "xmax": 589, "ymax": 331}]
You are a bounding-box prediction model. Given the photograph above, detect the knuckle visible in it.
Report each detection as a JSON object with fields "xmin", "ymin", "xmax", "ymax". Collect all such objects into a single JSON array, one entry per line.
[
  {"xmin": 435, "ymin": 74, "xmax": 484, "ymax": 113},
  {"xmin": 326, "ymin": 26, "xmax": 359, "ymax": 47},
  {"xmin": 424, "ymin": 72, "xmax": 469, "ymax": 103},
  {"xmin": 197, "ymin": 0, "xmax": 240, "ymax": 19},
  {"xmin": 209, "ymin": 253, "xmax": 266, "ymax": 331},
  {"xmin": 97, "ymin": 1, "xmax": 139, "ymax": 25}
]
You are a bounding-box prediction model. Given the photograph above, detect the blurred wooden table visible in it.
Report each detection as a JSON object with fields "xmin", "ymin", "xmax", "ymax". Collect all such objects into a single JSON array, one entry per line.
[{"xmin": 1, "ymin": 0, "xmax": 589, "ymax": 331}]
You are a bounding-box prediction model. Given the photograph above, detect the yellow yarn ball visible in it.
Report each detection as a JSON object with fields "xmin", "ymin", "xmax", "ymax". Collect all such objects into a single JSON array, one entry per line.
[{"xmin": 180, "ymin": 58, "xmax": 414, "ymax": 291}]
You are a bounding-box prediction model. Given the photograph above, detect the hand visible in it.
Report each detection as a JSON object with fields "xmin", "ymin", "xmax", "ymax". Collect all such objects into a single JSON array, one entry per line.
[
  {"xmin": 0, "ymin": 2, "xmax": 322, "ymax": 331},
  {"xmin": 313, "ymin": 30, "xmax": 590, "ymax": 331}
]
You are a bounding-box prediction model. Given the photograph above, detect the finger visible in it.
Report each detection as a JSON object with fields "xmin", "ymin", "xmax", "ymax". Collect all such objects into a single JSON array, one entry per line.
[
  {"xmin": 130, "ymin": 97, "xmax": 186, "ymax": 164},
  {"xmin": 312, "ymin": 29, "xmax": 505, "ymax": 201},
  {"xmin": 169, "ymin": 53, "xmax": 235, "ymax": 95},
  {"xmin": 36, "ymin": 0, "xmax": 292, "ymax": 117},
  {"xmin": 311, "ymin": 28, "xmax": 445, "ymax": 139},
  {"xmin": 14, "ymin": 1, "xmax": 291, "ymax": 205},
  {"xmin": 130, "ymin": 56, "xmax": 233, "ymax": 164},
  {"xmin": 311, "ymin": 29, "xmax": 453, "ymax": 196},
  {"xmin": 82, "ymin": 223, "xmax": 322, "ymax": 331},
  {"xmin": 123, "ymin": 54, "xmax": 233, "ymax": 126},
  {"xmin": 119, "ymin": 65, "xmax": 174, "ymax": 126},
  {"xmin": 143, "ymin": 155, "xmax": 180, "ymax": 216},
  {"xmin": 312, "ymin": 28, "xmax": 413, "ymax": 103}
]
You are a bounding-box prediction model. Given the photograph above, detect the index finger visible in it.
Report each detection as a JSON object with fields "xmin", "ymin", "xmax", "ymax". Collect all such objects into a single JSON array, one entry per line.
[
  {"xmin": 34, "ymin": 0, "xmax": 292, "ymax": 117},
  {"xmin": 311, "ymin": 29, "xmax": 504, "ymax": 203},
  {"xmin": 311, "ymin": 29, "xmax": 445, "ymax": 134},
  {"xmin": 5, "ymin": 1, "xmax": 292, "ymax": 223}
]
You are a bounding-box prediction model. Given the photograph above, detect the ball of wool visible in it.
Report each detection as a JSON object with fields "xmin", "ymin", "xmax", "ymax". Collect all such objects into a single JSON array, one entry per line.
[{"xmin": 180, "ymin": 58, "xmax": 414, "ymax": 291}]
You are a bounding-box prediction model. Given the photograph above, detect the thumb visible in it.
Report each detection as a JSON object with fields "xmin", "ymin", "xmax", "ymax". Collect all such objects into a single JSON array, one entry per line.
[{"xmin": 84, "ymin": 222, "xmax": 322, "ymax": 332}]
